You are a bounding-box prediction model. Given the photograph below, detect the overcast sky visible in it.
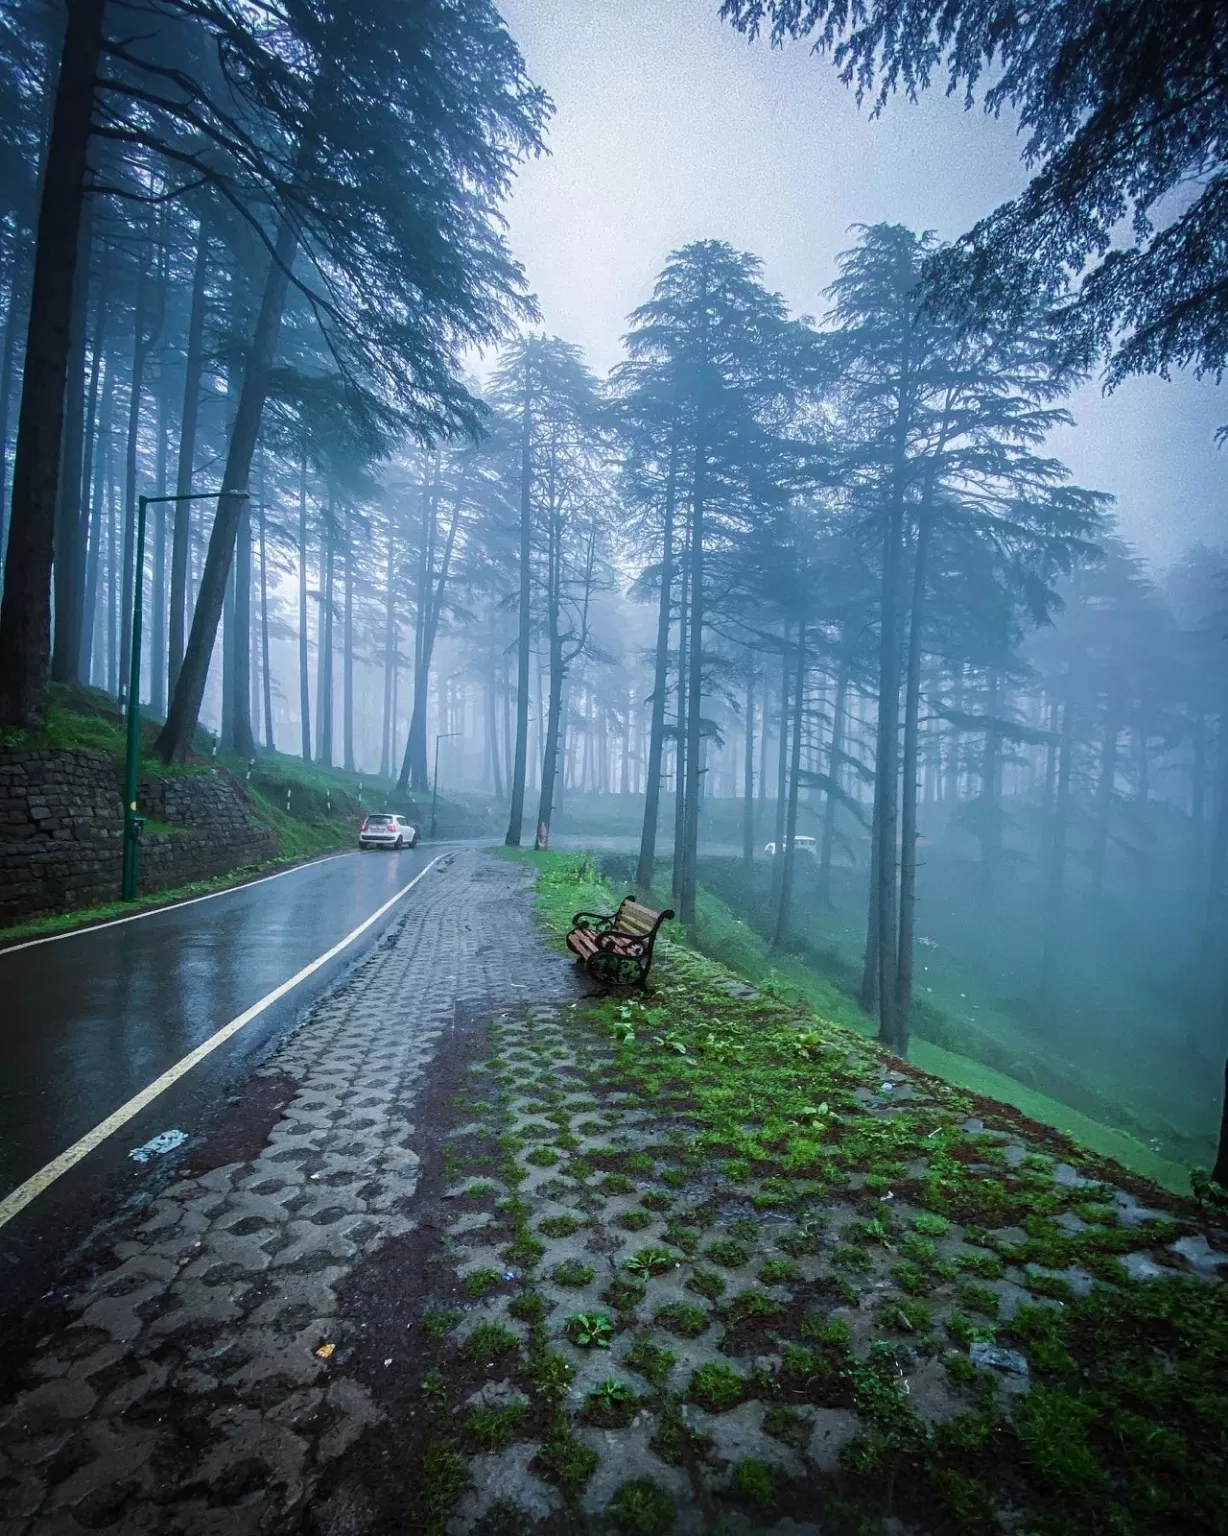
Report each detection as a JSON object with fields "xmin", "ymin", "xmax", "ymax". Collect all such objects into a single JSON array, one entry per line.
[{"xmin": 495, "ymin": 0, "xmax": 1227, "ymax": 570}]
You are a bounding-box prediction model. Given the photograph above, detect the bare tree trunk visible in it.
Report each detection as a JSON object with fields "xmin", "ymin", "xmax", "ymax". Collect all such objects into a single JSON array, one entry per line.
[
  {"xmin": 772, "ymin": 623, "xmax": 806, "ymax": 949},
  {"xmin": 741, "ymin": 664, "xmax": 755, "ymax": 871},
  {"xmin": 316, "ymin": 494, "xmax": 334, "ymax": 767},
  {"xmin": 0, "ymin": 0, "xmax": 106, "ymax": 725},
  {"xmin": 169, "ymin": 217, "xmax": 209, "ymax": 695},
  {"xmin": 1040, "ymin": 676, "xmax": 1075, "ymax": 998},
  {"xmin": 118, "ymin": 249, "xmax": 151, "ymax": 705},
  {"xmin": 156, "ymin": 215, "xmax": 298, "ymax": 762},
  {"xmin": 379, "ymin": 522, "xmax": 396, "ymax": 778},
  {"xmin": 819, "ymin": 651, "xmax": 850, "ymax": 907},
  {"xmin": 150, "ymin": 364, "xmax": 170, "ymax": 715},
  {"xmin": 297, "ymin": 450, "xmax": 311, "ymax": 761},
  {"xmin": 343, "ymin": 501, "xmax": 355, "ymax": 772},
  {"xmin": 505, "ymin": 366, "xmax": 533, "ymax": 844},
  {"xmin": 894, "ymin": 510, "xmax": 932, "ymax": 1051},
  {"xmin": 259, "ymin": 497, "xmax": 274, "ymax": 751},
  {"xmin": 872, "ymin": 489, "xmax": 905, "ymax": 1045},
  {"xmin": 0, "ymin": 223, "xmax": 30, "ymax": 567},
  {"xmin": 636, "ymin": 434, "xmax": 677, "ymax": 889},
  {"xmin": 51, "ymin": 197, "xmax": 93, "ymax": 683},
  {"xmin": 231, "ymin": 494, "xmax": 254, "ymax": 758},
  {"xmin": 487, "ymin": 600, "xmax": 504, "ymax": 799},
  {"xmin": 671, "ymin": 539, "xmax": 690, "ymax": 900},
  {"xmin": 81, "ymin": 338, "xmax": 114, "ymax": 683},
  {"xmin": 678, "ymin": 432, "xmax": 707, "ymax": 935}
]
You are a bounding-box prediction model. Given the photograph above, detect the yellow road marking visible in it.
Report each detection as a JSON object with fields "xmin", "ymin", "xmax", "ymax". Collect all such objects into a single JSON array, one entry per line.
[{"xmin": 0, "ymin": 854, "xmax": 444, "ymax": 1231}]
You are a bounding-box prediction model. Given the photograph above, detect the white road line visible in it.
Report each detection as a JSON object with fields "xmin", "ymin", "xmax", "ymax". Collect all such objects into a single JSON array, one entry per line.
[
  {"xmin": 0, "ymin": 854, "xmax": 445, "ymax": 1232},
  {"xmin": 0, "ymin": 852, "xmax": 354, "ymax": 956}
]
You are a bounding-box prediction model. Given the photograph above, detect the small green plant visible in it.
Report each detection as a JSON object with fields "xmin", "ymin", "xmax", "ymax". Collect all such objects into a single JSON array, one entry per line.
[
  {"xmin": 627, "ymin": 1245, "xmax": 677, "ymax": 1277},
  {"xmin": 641, "ymin": 1190, "xmax": 673, "ymax": 1212},
  {"xmin": 653, "ymin": 1302, "xmax": 710, "ymax": 1338},
  {"xmin": 525, "ymin": 1146, "xmax": 562, "ymax": 1167},
  {"xmin": 704, "ymin": 1238, "xmax": 750, "ymax": 1268},
  {"xmin": 463, "ymin": 1267, "xmax": 504, "ymax": 1298},
  {"xmin": 529, "ymin": 1349, "xmax": 573, "ymax": 1402},
  {"xmin": 625, "ymin": 1334, "xmax": 677, "ymax": 1390},
  {"xmin": 758, "ymin": 1257, "xmax": 803, "ymax": 1285},
  {"xmin": 502, "ymin": 1234, "xmax": 546, "ymax": 1267},
  {"xmin": 832, "ymin": 1244, "xmax": 873, "ymax": 1272},
  {"xmin": 686, "ymin": 1269, "xmax": 726, "ymax": 1301},
  {"xmin": 509, "ymin": 1291, "xmax": 548, "ymax": 1324},
  {"xmin": 463, "ymin": 1401, "xmax": 528, "ymax": 1451},
  {"xmin": 567, "ymin": 1311, "xmax": 615, "ymax": 1348},
  {"xmin": 627, "ymin": 1152, "xmax": 656, "ymax": 1174},
  {"xmin": 583, "ymin": 1377, "xmax": 638, "ymax": 1428},
  {"xmin": 660, "ymin": 1222, "xmax": 698, "ymax": 1255},
  {"xmin": 912, "ymin": 1212, "xmax": 951, "ymax": 1237},
  {"xmin": 550, "ymin": 1258, "xmax": 595, "ymax": 1288},
  {"xmin": 728, "ymin": 1216, "xmax": 760, "ymax": 1243},
  {"xmin": 605, "ymin": 1477, "xmax": 676, "ymax": 1536},
  {"xmin": 538, "ymin": 1213, "xmax": 582, "ymax": 1238},
  {"xmin": 691, "ymin": 1361, "xmax": 745, "ymax": 1413},
  {"xmin": 603, "ymin": 1274, "xmax": 648, "ymax": 1312},
  {"xmin": 462, "ymin": 1321, "xmax": 519, "ymax": 1366},
  {"xmin": 729, "ymin": 1457, "xmax": 774, "ymax": 1511},
  {"xmin": 601, "ymin": 1173, "xmax": 636, "ymax": 1195},
  {"xmin": 727, "ymin": 1289, "xmax": 785, "ymax": 1327},
  {"xmin": 618, "ymin": 1208, "xmax": 654, "ymax": 1232},
  {"xmin": 423, "ymin": 1438, "xmax": 469, "ymax": 1530},
  {"xmin": 421, "ymin": 1306, "xmax": 462, "ymax": 1338},
  {"xmin": 535, "ymin": 1412, "xmax": 599, "ymax": 1493}
]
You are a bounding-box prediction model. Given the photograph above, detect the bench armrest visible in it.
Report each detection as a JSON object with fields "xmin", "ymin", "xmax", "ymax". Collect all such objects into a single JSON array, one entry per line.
[{"xmin": 571, "ymin": 909, "xmax": 618, "ymax": 930}]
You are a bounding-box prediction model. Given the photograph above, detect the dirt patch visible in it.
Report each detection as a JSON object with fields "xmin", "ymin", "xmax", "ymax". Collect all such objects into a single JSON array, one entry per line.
[
  {"xmin": 184, "ymin": 1071, "xmax": 299, "ymax": 1175},
  {"xmin": 297, "ymin": 999, "xmax": 507, "ymax": 1536}
]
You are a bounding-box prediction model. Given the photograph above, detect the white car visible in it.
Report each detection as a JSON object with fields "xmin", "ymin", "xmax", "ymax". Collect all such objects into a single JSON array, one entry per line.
[
  {"xmin": 763, "ymin": 835, "xmax": 818, "ymax": 857},
  {"xmin": 358, "ymin": 813, "xmax": 418, "ymax": 851}
]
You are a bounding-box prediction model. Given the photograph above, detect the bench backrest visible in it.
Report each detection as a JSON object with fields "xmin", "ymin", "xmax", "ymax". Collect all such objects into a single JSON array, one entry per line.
[{"xmin": 613, "ymin": 895, "xmax": 673, "ymax": 937}]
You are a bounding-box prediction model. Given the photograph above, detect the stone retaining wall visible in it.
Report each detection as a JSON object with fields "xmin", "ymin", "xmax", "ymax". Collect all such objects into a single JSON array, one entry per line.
[{"xmin": 0, "ymin": 748, "xmax": 278, "ymax": 925}]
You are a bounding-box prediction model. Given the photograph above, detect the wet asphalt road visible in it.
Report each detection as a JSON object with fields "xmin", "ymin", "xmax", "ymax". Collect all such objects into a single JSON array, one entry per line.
[{"xmin": 0, "ymin": 844, "xmax": 448, "ymax": 1309}]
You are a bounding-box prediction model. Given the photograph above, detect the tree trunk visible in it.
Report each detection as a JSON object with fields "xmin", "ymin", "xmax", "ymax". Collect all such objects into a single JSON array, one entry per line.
[
  {"xmin": 51, "ymin": 196, "xmax": 94, "ymax": 683},
  {"xmin": 259, "ymin": 498, "xmax": 274, "ymax": 750},
  {"xmin": 636, "ymin": 434, "xmax": 677, "ymax": 889},
  {"xmin": 231, "ymin": 494, "xmax": 254, "ymax": 758},
  {"xmin": 0, "ymin": 227, "xmax": 30, "ymax": 566},
  {"xmin": 297, "ymin": 450, "xmax": 311, "ymax": 761},
  {"xmin": 772, "ymin": 623, "xmax": 806, "ymax": 949},
  {"xmin": 487, "ymin": 600, "xmax": 504, "ymax": 799},
  {"xmin": 169, "ymin": 218, "xmax": 209, "ymax": 695},
  {"xmin": 1089, "ymin": 711, "xmax": 1118, "ymax": 896},
  {"xmin": 1040, "ymin": 677, "xmax": 1075, "ymax": 997},
  {"xmin": 819, "ymin": 651, "xmax": 850, "ymax": 907},
  {"xmin": 534, "ymin": 584, "xmax": 564, "ymax": 848},
  {"xmin": 893, "ymin": 509, "xmax": 932, "ymax": 1052},
  {"xmin": 316, "ymin": 496, "xmax": 334, "ymax": 767},
  {"xmin": 155, "ymin": 215, "xmax": 298, "ymax": 762},
  {"xmin": 150, "ymin": 366, "xmax": 169, "ymax": 715},
  {"xmin": 671, "ymin": 536, "xmax": 690, "ymax": 900},
  {"xmin": 979, "ymin": 669, "xmax": 1002, "ymax": 925},
  {"xmin": 872, "ymin": 490, "xmax": 906, "ymax": 1044},
  {"xmin": 678, "ymin": 438, "xmax": 705, "ymax": 934},
  {"xmin": 1212, "ymin": 1057, "xmax": 1228, "ymax": 1188},
  {"xmin": 742, "ymin": 665, "xmax": 755, "ymax": 871},
  {"xmin": 0, "ymin": 0, "xmax": 106, "ymax": 725},
  {"xmin": 379, "ymin": 523, "xmax": 397, "ymax": 778},
  {"xmin": 118, "ymin": 249, "xmax": 151, "ymax": 705},
  {"xmin": 401, "ymin": 465, "xmax": 459, "ymax": 794},
  {"xmin": 343, "ymin": 501, "xmax": 355, "ymax": 772},
  {"xmin": 81, "ymin": 336, "xmax": 114, "ymax": 683},
  {"xmin": 771, "ymin": 626, "xmax": 791, "ymax": 911},
  {"xmin": 505, "ymin": 368, "xmax": 534, "ymax": 844}
]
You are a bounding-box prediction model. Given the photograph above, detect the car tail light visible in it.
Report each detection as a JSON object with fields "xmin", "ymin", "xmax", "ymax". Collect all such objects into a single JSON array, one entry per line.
[{"xmin": 361, "ymin": 818, "xmax": 369, "ymax": 831}]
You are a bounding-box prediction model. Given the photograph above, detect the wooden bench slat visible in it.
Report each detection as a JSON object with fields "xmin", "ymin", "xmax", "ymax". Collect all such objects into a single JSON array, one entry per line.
[{"xmin": 566, "ymin": 894, "xmax": 674, "ymax": 992}]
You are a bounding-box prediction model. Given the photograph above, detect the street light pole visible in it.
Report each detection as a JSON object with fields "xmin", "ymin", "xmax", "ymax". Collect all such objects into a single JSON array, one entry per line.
[
  {"xmin": 430, "ymin": 730, "xmax": 462, "ymax": 840},
  {"xmin": 121, "ymin": 489, "xmax": 248, "ymax": 901}
]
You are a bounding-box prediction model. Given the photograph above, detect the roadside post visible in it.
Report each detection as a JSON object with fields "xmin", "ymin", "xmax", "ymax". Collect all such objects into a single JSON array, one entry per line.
[{"xmin": 121, "ymin": 488, "xmax": 248, "ymax": 901}]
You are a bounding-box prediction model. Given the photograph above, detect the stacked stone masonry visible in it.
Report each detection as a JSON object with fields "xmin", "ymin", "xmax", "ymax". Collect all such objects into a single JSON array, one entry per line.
[{"xmin": 0, "ymin": 749, "xmax": 278, "ymax": 925}]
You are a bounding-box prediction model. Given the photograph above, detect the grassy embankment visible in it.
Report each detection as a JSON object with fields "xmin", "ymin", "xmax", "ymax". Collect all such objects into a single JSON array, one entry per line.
[
  {"xmin": 0, "ymin": 684, "xmax": 486, "ymax": 943},
  {"xmin": 408, "ymin": 846, "xmax": 1227, "ymax": 1535}
]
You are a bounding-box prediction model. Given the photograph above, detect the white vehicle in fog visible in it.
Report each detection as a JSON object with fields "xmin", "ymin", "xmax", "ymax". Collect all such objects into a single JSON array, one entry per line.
[
  {"xmin": 358, "ymin": 813, "xmax": 418, "ymax": 851},
  {"xmin": 763, "ymin": 835, "xmax": 818, "ymax": 857}
]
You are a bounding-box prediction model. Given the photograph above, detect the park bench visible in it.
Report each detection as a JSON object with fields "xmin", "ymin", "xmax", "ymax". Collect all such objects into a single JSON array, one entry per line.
[{"xmin": 566, "ymin": 895, "xmax": 674, "ymax": 991}]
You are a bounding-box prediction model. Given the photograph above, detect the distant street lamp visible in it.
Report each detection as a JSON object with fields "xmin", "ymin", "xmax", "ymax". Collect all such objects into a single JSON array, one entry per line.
[
  {"xmin": 122, "ymin": 489, "xmax": 248, "ymax": 901},
  {"xmin": 430, "ymin": 730, "xmax": 462, "ymax": 840}
]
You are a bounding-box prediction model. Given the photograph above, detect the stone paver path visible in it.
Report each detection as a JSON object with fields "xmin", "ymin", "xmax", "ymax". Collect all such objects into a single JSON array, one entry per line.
[{"xmin": 0, "ymin": 850, "xmax": 578, "ymax": 1536}]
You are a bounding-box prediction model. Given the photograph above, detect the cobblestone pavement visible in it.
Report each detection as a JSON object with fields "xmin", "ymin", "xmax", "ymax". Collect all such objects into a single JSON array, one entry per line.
[{"xmin": 0, "ymin": 849, "xmax": 579, "ymax": 1536}]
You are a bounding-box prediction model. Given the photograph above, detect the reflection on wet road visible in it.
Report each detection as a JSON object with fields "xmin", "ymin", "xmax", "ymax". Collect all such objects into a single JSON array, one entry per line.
[{"xmin": 0, "ymin": 848, "xmax": 436, "ymax": 1205}]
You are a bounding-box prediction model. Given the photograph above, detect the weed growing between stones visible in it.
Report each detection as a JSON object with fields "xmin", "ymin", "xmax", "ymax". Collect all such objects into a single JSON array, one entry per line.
[{"xmin": 413, "ymin": 851, "xmax": 1228, "ymax": 1534}]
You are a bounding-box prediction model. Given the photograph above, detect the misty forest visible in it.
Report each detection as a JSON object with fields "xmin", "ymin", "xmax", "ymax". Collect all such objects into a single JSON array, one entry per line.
[{"xmin": 2, "ymin": 3, "xmax": 1228, "ymax": 1533}]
